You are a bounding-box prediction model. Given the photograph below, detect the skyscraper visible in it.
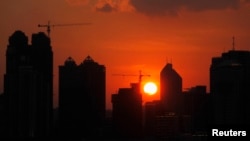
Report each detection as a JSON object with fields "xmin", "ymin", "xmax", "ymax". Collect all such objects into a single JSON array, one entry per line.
[
  {"xmin": 160, "ymin": 63, "xmax": 182, "ymax": 113},
  {"xmin": 210, "ymin": 49, "xmax": 250, "ymax": 125},
  {"xmin": 59, "ymin": 55, "xmax": 106, "ymax": 138},
  {"xmin": 4, "ymin": 31, "xmax": 53, "ymax": 137}
]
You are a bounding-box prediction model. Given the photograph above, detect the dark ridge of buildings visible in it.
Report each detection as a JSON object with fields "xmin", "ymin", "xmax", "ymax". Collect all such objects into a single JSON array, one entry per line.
[
  {"xmin": 3, "ymin": 30, "xmax": 53, "ymax": 138},
  {"xmin": 144, "ymin": 86, "xmax": 211, "ymax": 140},
  {"xmin": 58, "ymin": 55, "xmax": 106, "ymax": 139},
  {"xmin": 112, "ymin": 83, "xmax": 143, "ymax": 140},
  {"xmin": 145, "ymin": 60, "xmax": 211, "ymax": 140},
  {"xmin": 2, "ymin": 31, "xmax": 250, "ymax": 141},
  {"xmin": 210, "ymin": 49, "xmax": 250, "ymax": 125}
]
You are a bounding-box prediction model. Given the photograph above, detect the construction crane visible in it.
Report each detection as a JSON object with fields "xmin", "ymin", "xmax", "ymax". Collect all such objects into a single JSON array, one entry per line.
[
  {"xmin": 38, "ymin": 21, "xmax": 92, "ymax": 37},
  {"xmin": 113, "ymin": 70, "xmax": 151, "ymax": 85}
]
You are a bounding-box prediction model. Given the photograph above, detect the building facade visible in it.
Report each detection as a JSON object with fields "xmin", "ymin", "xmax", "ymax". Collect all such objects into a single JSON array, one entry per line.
[{"xmin": 111, "ymin": 83, "xmax": 143, "ymax": 139}]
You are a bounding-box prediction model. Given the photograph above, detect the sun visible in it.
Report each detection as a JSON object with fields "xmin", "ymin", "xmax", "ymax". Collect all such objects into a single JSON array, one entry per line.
[{"xmin": 143, "ymin": 82, "xmax": 157, "ymax": 95}]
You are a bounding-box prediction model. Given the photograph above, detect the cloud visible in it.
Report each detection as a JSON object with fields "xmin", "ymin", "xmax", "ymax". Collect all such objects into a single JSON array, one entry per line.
[
  {"xmin": 96, "ymin": 2, "xmax": 117, "ymax": 12},
  {"xmin": 65, "ymin": 0, "xmax": 89, "ymax": 6},
  {"xmin": 129, "ymin": 0, "xmax": 250, "ymax": 16},
  {"xmin": 95, "ymin": 0, "xmax": 134, "ymax": 13}
]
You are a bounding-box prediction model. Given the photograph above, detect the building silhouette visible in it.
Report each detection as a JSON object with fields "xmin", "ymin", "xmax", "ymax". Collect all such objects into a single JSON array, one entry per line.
[
  {"xmin": 210, "ymin": 49, "xmax": 250, "ymax": 125},
  {"xmin": 4, "ymin": 30, "xmax": 53, "ymax": 138},
  {"xmin": 0, "ymin": 94, "xmax": 6, "ymax": 137},
  {"xmin": 144, "ymin": 100, "xmax": 163, "ymax": 139},
  {"xmin": 144, "ymin": 100, "xmax": 183, "ymax": 140},
  {"xmin": 58, "ymin": 56, "xmax": 106, "ymax": 139},
  {"xmin": 182, "ymin": 86, "xmax": 211, "ymax": 133},
  {"xmin": 111, "ymin": 83, "xmax": 142, "ymax": 139},
  {"xmin": 160, "ymin": 63, "xmax": 182, "ymax": 114}
]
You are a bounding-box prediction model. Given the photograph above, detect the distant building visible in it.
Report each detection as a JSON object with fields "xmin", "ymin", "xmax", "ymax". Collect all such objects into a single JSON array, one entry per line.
[
  {"xmin": 144, "ymin": 101, "xmax": 183, "ymax": 140},
  {"xmin": 144, "ymin": 100, "xmax": 164, "ymax": 139},
  {"xmin": 0, "ymin": 94, "xmax": 6, "ymax": 136},
  {"xmin": 112, "ymin": 83, "xmax": 142, "ymax": 139},
  {"xmin": 160, "ymin": 63, "xmax": 182, "ymax": 113},
  {"xmin": 210, "ymin": 50, "xmax": 250, "ymax": 125},
  {"xmin": 154, "ymin": 113, "xmax": 179, "ymax": 141},
  {"xmin": 4, "ymin": 31, "xmax": 53, "ymax": 138},
  {"xmin": 58, "ymin": 55, "xmax": 106, "ymax": 138}
]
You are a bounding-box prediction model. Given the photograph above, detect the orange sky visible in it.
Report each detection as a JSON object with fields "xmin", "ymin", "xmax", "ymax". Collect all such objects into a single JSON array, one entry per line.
[{"xmin": 1, "ymin": 0, "xmax": 250, "ymax": 109}]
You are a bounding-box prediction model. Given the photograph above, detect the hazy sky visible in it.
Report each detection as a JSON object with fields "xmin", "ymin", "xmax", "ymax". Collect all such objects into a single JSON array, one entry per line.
[{"xmin": 1, "ymin": 0, "xmax": 250, "ymax": 109}]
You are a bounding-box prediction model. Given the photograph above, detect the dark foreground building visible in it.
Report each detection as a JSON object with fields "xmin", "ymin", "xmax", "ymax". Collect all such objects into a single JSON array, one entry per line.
[
  {"xmin": 112, "ymin": 83, "xmax": 143, "ymax": 139},
  {"xmin": 182, "ymin": 86, "xmax": 211, "ymax": 134},
  {"xmin": 58, "ymin": 56, "xmax": 106, "ymax": 139},
  {"xmin": 210, "ymin": 49, "xmax": 250, "ymax": 126},
  {"xmin": 4, "ymin": 31, "xmax": 53, "ymax": 138}
]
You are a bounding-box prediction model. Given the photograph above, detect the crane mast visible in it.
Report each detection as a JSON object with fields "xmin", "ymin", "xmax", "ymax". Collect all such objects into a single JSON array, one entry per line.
[{"xmin": 138, "ymin": 70, "xmax": 150, "ymax": 84}]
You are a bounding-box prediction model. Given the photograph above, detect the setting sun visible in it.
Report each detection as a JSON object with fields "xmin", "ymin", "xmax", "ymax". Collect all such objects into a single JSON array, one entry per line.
[{"xmin": 143, "ymin": 82, "xmax": 158, "ymax": 95}]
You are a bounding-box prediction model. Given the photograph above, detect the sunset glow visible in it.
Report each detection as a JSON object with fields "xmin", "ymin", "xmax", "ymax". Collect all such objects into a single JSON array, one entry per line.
[{"xmin": 0, "ymin": 1, "xmax": 250, "ymax": 109}]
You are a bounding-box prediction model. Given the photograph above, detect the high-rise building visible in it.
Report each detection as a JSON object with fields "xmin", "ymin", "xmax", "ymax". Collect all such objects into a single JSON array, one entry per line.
[
  {"xmin": 58, "ymin": 55, "xmax": 106, "ymax": 138},
  {"xmin": 160, "ymin": 63, "xmax": 182, "ymax": 113},
  {"xmin": 4, "ymin": 31, "xmax": 53, "ymax": 137},
  {"xmin": 111, "ymin": 83, "xmax": 142, "ymax": 139},
  {"xmin": 210, "ymin": 49, "xmax": 250, "ymax": 125}
]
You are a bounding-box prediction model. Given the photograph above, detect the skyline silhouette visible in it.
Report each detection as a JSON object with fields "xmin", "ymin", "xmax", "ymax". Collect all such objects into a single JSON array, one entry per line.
[
  {"xmin": 0, "ymin": 30, "xmax": 249, "ymax": 140},
  {"xmin": 1, "ymin": 1, "xmax": 250, "ymax": 140}
]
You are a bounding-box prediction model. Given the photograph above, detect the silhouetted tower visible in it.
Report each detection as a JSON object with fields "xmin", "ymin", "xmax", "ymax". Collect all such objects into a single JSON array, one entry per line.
[
  {"xmin": 59, "ymin": 55, "xmax": 106, "ymax": 138},
  {"xmin": 160, "ymin": 63, "xmax": 182, "ymax": 113},
  {"xmin": 111, "ymin": 83, "xmax": 142, "ymax": 139},
  {"xmin": 58, "ymin": 57, "xmax": 78, "ymax": 137},
  {"xmin": 4, "ymin": 31, "xmax": 53, "ymax": 138},
  {"xmin": 210, "ymin": 49, "xmax": 250, "ymax": 125}
]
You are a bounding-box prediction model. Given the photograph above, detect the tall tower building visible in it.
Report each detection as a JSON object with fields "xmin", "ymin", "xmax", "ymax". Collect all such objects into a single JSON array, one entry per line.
[
  {"xmin": 59, "ymin": 55, "xmax": 106, "ymax": 138},
  {"xmin": 4, "ymin": 31, "xmax": 53, "ymax": 137},
  {"xmin": 160, "ymin": 63, "xmax": 182, "ymax": 113},
  {"xmin": 210, "ymin": 50, "xmax": 250, "ymax": 125}
]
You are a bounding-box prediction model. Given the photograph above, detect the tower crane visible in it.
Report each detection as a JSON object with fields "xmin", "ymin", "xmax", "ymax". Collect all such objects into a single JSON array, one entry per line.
[
  {"xmin": 113, "ymin": 70, "xmax": 151, "ymax": 85},
  {"xmin": 38, "ymin": 21, "xmax": 92, "ymax": 37}
]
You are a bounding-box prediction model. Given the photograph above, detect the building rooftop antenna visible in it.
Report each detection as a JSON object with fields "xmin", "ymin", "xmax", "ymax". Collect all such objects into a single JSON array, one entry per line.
[
  {"xmin": 232, "ymin": 36, "xmax": 235, "ymax": 51},
  {"xmin": 166, "ymin": 57, "xmax": 169, "ymax": 64}
]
